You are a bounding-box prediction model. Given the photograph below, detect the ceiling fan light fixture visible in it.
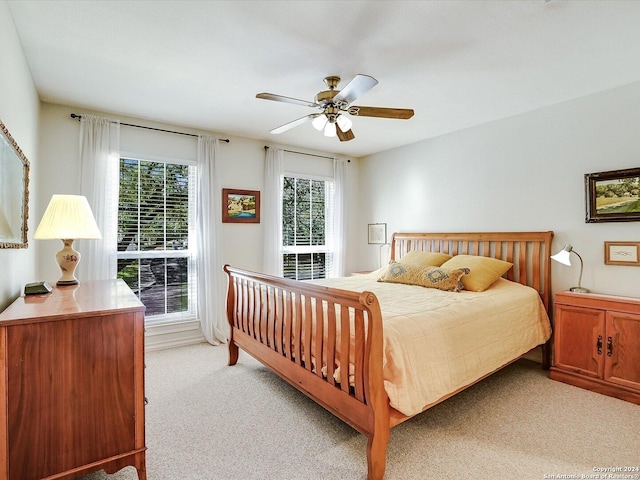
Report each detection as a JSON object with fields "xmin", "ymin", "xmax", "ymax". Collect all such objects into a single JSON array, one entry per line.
[
  {"xmin": 336, "ymin": 114, "xmax": 352, "ymax": 132},
  {"xmin": 324, "ymin": 121, "xmax": 337, "ymax": 137},
  {"xmin": 256, "ymin": 74, "xmax": 414, "ymax": 140},
  {"xmin": 312, "ymin": 114, "xmax": 327, "ymax": 131}
]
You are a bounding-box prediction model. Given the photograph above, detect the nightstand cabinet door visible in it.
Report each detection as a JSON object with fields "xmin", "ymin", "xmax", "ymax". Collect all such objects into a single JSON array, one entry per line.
[
  {"xmin": 550, "ymin": 291, "xmax": 640, "ymax": 405},
  {"xmin": 604, "ymin": 311, "xmax": 640, "ymax": 391},
  {"xmin": 553, "ymin": 304, "xmax": 604, "ymax": 379}
]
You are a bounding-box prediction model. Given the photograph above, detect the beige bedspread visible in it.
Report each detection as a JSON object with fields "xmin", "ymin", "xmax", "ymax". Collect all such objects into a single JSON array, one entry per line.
[{"xmin": 310, "ymin": 273, "xmax": 551, "ymax": 416}]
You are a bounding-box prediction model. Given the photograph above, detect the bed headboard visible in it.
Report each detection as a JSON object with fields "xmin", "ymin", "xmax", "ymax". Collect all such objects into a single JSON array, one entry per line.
[{"xmin": 390, "ymin": 231, "xmax": 554, "ymax": 311}]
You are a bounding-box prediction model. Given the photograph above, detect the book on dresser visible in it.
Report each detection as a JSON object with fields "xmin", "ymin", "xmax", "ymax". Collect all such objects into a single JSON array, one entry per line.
[{"xmin": 0, "ymin": 279, "xmax": 147, "ymax": 480}]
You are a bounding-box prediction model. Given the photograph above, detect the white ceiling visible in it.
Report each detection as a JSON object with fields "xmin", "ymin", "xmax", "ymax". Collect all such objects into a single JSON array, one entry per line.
[{"xmin": 7, "ymin": 0, "xmax": 640, "ymax": 158}]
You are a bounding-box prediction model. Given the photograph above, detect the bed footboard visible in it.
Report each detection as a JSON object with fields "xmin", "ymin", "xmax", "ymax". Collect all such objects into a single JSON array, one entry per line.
[{"xmin": 224, "ymin": 265, "xmax": 390, "ymax": 480}]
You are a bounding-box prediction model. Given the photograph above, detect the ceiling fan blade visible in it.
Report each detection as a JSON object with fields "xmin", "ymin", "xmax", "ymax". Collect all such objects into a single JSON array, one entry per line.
[
  {"xmin": 348, "ymin": 106, "xmax": 414, "ymax": 119},
  {"xmin": 333, "ymin": 74, "xmax": 378, "ymax": 106},
  {"xmin": 257, "ymin": 93, "xmax": 319, "ymax": 108},
  {"xmin": 270, "ymin": 114, "xmax": 320, "ymax": 134},
  {"xmin": 336, "ymin": 127, "xmax": 355, "ymax": 142}
]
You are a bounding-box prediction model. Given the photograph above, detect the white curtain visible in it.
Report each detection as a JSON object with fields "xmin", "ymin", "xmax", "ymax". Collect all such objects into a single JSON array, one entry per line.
[
  {"xmin": 262, "ymin": 147, "xmax": 284, "ymax": 276},
  {"xmin": 78, "ymin": 115, "xmax": 120, "ymax": 281},
  {"xmin": 197, "ymin": 135, "xmax": 227, "ymax": 344},
  {"xmin": 332, "ymin": 158, "xmax": 348, "ymax": 277}
]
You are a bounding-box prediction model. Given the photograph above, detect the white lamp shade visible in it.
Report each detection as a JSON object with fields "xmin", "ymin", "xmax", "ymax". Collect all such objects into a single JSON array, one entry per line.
[
  {"xmin": 550, "ymin": 245, "xmax": 573, "ymax": 266},
  {"xmin": 324, "ymin": 122, "xmax": 337, "ymax": 137},
  {"xmin": 336, "ymin": 114, "xmax": 352, "ymax": 132},
  {"xmin": 34, "ymin": 194, "xmax": 102, "ymax": 240},
  {"xmin": 312, "ymin": 115, "xmax": 327, "ymax": 131}
]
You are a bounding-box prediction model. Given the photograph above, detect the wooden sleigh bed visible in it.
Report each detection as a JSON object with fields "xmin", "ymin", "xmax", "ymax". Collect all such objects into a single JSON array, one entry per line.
[{"xmin": 224, "ymin": 231, "xmax": 554, "ymax": 479}]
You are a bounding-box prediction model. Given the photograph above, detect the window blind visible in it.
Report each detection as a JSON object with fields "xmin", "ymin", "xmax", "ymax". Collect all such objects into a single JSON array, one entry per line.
[
  {"xmin": 282, "ymin": 176, "xmax": 334, "ymax": 280},
  {"xmin": 117, "ymin": 157, "xmax": 197, "ymax": 322}
]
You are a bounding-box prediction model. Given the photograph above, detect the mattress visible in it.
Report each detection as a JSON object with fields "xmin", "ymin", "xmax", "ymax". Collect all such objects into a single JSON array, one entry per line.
[{"xmin": 310, "ymin": 273, "xmax": 552, "ymax": 416}]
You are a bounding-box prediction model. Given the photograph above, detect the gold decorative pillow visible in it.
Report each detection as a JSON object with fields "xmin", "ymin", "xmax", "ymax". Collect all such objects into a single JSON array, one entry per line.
[
  {"xmin": 398, "ymin": 250, "xmax": 452, "ymax": 267},
  {"xmin": 440, "ymin": 255, "xmax": 513, "ymax": 292},
  {"xmin": 378, "ymin": 262, "xmax": 469, "ymax": 292}
]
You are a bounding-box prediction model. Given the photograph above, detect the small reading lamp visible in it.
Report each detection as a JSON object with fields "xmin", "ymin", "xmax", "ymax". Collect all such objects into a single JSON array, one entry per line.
[{"xmin": 551, "ymin": 244, "xmax": 589, "ymax": 293}]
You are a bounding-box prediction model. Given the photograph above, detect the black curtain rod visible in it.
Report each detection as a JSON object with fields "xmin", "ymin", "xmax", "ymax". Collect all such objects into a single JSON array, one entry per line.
[
  {"xmin": 264, "ymin": 145, "xmax": 349, "ymax": 162},
  {"xmin": 70, "ymin": 113, "xmax": 229, "ymax": 143}
]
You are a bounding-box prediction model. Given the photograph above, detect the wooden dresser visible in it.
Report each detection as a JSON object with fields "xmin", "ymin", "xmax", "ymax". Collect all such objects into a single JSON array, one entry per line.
[
  {"xmin": 550, "ymin": 291, "xmax": 640, "ymax": 404},
  {"xmin": 0, "ymin": 279, "xmax": 146, "ymax": 480}
]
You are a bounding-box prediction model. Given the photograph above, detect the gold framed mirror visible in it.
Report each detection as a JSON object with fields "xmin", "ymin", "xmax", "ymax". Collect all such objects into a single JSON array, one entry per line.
[{"xmin": 0, "ymin": 119, "xmax": 30, "ymax": 249}]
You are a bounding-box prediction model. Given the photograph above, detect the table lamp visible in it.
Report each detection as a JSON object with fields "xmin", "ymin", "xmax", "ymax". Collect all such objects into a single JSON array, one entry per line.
[
  {"xmin": 34, "ymin": 194, "xmax": 102, "ymax": 286},
  {"xmin": 551, "ymin": 244, "xmax": 589, "ymax": 293}
]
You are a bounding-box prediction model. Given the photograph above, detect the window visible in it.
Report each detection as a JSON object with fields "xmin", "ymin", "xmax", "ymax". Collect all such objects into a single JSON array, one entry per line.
[
  {"xmin": 117, "ymin": 157, "xmax": 197, "ymax": 324},
  {"xmin": 282, "ymin": 175, "xmax": 333, "ymax": 280}
]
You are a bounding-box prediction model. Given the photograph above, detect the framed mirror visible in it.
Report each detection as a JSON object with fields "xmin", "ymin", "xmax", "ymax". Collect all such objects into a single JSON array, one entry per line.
[{"xmin": 0, "ymin": 119, "xmax": 30, "ymax": 248}]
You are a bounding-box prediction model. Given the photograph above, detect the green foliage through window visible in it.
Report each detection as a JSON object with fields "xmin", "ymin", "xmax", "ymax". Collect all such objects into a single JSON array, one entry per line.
[
  {"xmin": 118, "ymin": 158, "xmax": 189, "ymax": 252},
  {"xmin": 282, "ymin": 176, "xmax": 332, "ymax": 280},
  {"xmin": 117, "ymin": 158, "xmax": 195, "ymax": 320}
]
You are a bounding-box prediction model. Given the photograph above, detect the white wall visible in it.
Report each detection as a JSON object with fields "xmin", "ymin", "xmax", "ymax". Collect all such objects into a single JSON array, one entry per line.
[
  {"xmin": 0, "ymin": 1, "xmax": 39, "ymax": 311},
  {"xmin": 358, "ymin": 81, "xmax": 640, "ymax": 298},
  {"xmin": 37, "ymin": 102, "xmax": 362, "ymax": 282}
]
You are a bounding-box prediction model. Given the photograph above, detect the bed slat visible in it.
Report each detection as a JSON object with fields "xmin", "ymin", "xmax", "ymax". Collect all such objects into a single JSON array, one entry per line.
[
  {"xmin": 274, "ymin": 288, "xmax": 283, "ymax": 354},
  {"xmin": 354, "ymin": 310, "xmax": 365, "ymax": 402},
  {"xmin": 283, "ymin": 290, "xmax": 293, "ymax": 360},
  {"xmin": 294, "ymin": 293, "xmax": 303, "ymax": 366},
  {"xmin": 339, "ymin": 305, "xmax": 350, "ymax": 393},
  {"xmin": 326, "ymin": 303, "xmax": 337, "ymax": 386},
  {"xmin": 314, "ymin": 298, "xmax": 324, "ymax": 377}
]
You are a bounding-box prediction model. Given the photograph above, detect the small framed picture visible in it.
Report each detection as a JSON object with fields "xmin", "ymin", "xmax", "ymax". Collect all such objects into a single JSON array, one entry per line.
[
  {"xmin": 368, "ymin": 223, "xmax": 387, "ymax": 245},
  {"xmin": 222, "ymin": 188, "xmax": 260, "ymax": 223},
  {"xmin": 604, "ymin": 241, "xmax": 640, "ymax": 266}
]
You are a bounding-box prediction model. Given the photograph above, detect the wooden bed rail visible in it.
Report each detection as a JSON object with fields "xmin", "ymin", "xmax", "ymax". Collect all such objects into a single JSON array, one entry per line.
[{"xmin": 224, "ymin": 265, "xmax": 390, "ymax": 479}]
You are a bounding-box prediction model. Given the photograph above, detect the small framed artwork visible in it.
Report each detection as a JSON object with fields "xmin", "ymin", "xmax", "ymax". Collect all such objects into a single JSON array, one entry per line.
[
  {"xmin": 585, "ymin": 167, "xmax": 640, "ymax": 223},
  {"xmin": 368, "ymin": 223, "xmax": 387, "ymax": 245},
  {"xmin": 222, "ymin": 188, "xmax": 260, "ymax": 223},
  {"xmin": 604, "ymin": 241, "xmax": 640, "ymax": 266}
]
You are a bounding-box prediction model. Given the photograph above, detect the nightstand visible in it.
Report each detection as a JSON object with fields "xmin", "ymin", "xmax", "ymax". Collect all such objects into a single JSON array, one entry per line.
[{"xmin": 550, "ymin": 291, "xmax": 640, "ymax": 404}]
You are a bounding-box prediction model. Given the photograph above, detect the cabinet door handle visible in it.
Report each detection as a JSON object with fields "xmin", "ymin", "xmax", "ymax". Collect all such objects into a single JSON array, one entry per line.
[
  {"xmin": 596, "ymin": 335, "xmax": 603, "ymax": 355},
  {"xmin": 607, "ymin": 336, "xmax": 613, "ymax": 357}
]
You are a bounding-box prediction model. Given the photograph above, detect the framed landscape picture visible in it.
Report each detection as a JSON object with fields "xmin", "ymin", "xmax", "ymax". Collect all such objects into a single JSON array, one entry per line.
[
  {"xmin": 222, "ymin": 188, "xmax": 260, "ymax": 223},
  {"xmin": 585, "ymin": 167, "xmax": 640, "ymax": 223}
]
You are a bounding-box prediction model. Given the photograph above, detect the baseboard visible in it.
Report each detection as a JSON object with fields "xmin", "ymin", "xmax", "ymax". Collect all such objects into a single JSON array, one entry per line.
[{"xmin": 145, "ymin": 320, "xmax": 205, "ymax": 351}]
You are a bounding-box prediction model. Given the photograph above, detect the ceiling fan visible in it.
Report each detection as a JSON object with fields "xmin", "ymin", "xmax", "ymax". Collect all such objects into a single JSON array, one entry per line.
[{"xmin": 256, "ymin": 74, "xmax": 414, "ymax": 142}]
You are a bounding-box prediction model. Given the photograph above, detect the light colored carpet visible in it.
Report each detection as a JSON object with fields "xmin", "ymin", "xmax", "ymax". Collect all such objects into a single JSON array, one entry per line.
[{"xmin": 79, "ymin": 343, "xmax": 640, "ymax": 480}]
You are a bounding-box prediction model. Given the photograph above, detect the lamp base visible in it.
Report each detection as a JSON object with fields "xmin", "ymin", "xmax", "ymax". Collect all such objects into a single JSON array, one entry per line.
[
  {"xmin": 570, "ymin": 286, "xmax": 590, "ymax": 293},
  {"xmin": 55, "ymin": 239, "xmax": 81, "ymax": 286}
]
